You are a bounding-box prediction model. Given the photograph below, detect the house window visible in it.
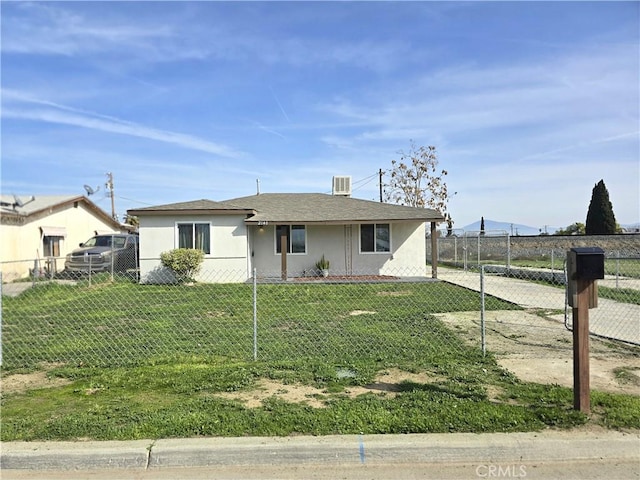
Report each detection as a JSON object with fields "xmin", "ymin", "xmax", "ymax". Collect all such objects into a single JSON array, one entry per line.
[
  {"xmin": 275, "ymin": 225, "xmax": 306, "ymax": 254},
  {"xmin": 360, "ymin": 224, "xmax": 390, "ymax": 253},
  {"xmin": 43, "ymin": 236, "xmax": 63, "ymax": 257},
  {"xmin": 40, "ymin": 227, "xmax": 66, "ymax": 257},
  {"xmin": 178, "ymin": 223, "xmax": 211, "ymax": 254}
]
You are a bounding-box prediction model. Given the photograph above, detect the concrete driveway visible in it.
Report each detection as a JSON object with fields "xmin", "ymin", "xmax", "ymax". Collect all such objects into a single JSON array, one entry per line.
[
  {"xmin": 438, "ymin": 267, "xmax": 639, "ymax": 345},
  {"xmin": 1, "ymin": 279, "xmax": 77, "ymax": 298}
]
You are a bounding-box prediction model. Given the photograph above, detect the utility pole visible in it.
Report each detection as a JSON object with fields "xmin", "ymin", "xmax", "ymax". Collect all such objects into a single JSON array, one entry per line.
[
  {"xmin": 105, "ymin": 172, "xmax": 117, "ymax": 220},
  {"xmin": 379, "ymin": 169, "xmax": 383, "ymax": 202}
]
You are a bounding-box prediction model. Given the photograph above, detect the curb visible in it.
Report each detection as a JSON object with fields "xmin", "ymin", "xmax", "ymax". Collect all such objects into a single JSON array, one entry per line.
[{"xmin": 2, "ymin": 431, "xmax": 639, "ymax": 471}]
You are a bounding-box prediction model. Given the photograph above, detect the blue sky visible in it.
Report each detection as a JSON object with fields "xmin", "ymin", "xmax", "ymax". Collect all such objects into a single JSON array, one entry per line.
[{"xmin": 1, "ymin": 1, "xmax": 638, "ymax": 231}]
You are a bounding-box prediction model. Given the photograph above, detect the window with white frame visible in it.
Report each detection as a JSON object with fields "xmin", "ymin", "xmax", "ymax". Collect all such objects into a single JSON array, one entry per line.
[
  {"xmin": 275, "ymin": 225, "xmax": 306, "ymax": 254},
  {"xmin": 177, "ymin": 223, "xmax": 211, "ymax": 254},
  {"xmin": 360, "ymin": 223, "xmax": 390, "ymax": 253}
]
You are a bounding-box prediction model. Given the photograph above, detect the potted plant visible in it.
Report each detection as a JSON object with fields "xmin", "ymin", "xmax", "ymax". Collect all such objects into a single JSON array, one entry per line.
[{"xmin": 315, "ymin": 255, "xmax": 330, "ymax": 277}]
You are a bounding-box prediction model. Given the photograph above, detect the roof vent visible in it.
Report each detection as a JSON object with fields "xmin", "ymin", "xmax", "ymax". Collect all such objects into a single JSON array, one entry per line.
[{"xmin": 332, "ymin": 176, "xmax": 352, "ymax": 196}]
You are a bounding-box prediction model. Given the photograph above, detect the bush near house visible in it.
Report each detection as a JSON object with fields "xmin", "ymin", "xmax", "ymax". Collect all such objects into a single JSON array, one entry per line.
[{"xmin": 160, "ymin": 248, "xmax": 204, "ymax": 283}]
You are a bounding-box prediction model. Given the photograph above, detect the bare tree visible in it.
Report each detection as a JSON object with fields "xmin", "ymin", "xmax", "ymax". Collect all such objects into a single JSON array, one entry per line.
[{"xmin": 384, "ymin": 141, "xmax": 453, "ymax": 221}]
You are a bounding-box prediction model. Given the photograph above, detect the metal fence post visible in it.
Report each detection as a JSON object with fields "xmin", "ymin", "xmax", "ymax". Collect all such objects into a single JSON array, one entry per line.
[
  {"xmin": 110, "ymin": 237, "xmax": 115, "ymax": 282},
  {"xmin": 564, "ymin": 259, "xmax": 570, "ymax": 331},
  {"xmin": 0, "ymin": 271, "xmax": 3, "ymax": 366},
  {"xmin": 463, "ymin": 236, "xmax": 468, "ymax": 271},
  {"xmin": 480, "ymin": 265, "xmax": 486, "ymax": 356},
  {"xmin": 454, "ymin": 237, "xmax": 458, "ymax": 265},
  {"xmin": 253, "ymin": 268, "xmax": 258, "ymax": 361}
]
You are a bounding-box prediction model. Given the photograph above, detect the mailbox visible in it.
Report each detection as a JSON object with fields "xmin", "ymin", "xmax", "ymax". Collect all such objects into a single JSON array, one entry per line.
[
  {"xmin": 567, "ymin": 247, "xmax": 604, "ymax": 308},
  {"xmin": 570, "ymin": 247, "xmax": 605, "ymax": 280}
]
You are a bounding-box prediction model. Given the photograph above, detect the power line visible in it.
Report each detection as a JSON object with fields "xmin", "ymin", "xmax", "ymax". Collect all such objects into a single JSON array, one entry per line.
[
  {"xmin": 351, "ymin": 175, "xmax": 377, "ymax": 192},
  {"xmin": 351, "ymin": 172, "xmax": 379, "ymax": 186},
  {"xmin": 115, "ymin": 195, "xmax": 155, "ymax": 206}
]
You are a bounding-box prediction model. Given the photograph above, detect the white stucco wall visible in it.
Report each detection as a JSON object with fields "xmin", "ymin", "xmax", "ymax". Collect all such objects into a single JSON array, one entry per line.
[
  {"xmin": 249, "ymin": 224, "xmax": 345, "ymax": 276},
  {"xmin": 0, "ymin": 204, "xmax": 120, "ymax": 281},
  {"xmin": 138, "ymin": 214, "xmax": 249, "ymax": 284},
  {"xmin": 137, "ymin": 217, "xmax": 427, "ymax": 283},
  {"xmin": 249, "ymin": 221, "xmax": 427, "ymax": 278}
]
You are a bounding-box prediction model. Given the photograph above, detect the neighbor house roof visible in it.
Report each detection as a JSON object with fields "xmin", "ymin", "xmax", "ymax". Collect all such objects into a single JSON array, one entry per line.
[
  {"xmin": 0, "ymin": 194, "xmax": 123, "ymax": 229},
  {"xmin": 132, "ymin": 193, "xmax": 444, "ymax": 224}
]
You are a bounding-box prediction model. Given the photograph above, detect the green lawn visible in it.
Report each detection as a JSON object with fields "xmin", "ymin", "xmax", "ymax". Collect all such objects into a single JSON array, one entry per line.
[
  {"xmin": 2, "ymin": 276, "xmax": 638, "ymax": 440},
  {"xmin": 2, "ymin": 277, "xmax": 515, "ymax": 370}
]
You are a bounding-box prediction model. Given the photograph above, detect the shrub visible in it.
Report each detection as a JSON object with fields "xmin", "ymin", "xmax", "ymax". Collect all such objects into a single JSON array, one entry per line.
[
  {"xmin": 160, "ymin": 248, "xmax": 205, "ymax": 283},
  {"xmin": 315, "ymin": 255, "xmax": 330, "ymax": 271}
]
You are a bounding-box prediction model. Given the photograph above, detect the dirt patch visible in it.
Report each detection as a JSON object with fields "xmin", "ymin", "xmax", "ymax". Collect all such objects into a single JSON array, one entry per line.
[
  {"xmin": 435, "ymin": 310, "xmax": 640, "ymax": 396},
  {"xmin": 295, "ymin": 275, "xmax": 398, "ymax": 282},
  {"xmin": 349, "ymin": 310, "xmax": 376, "ymax": 316},
  {"xmin": 2, "ymin": 371, "xmax": 72, "ymax": 395},
  {"xmin": 212, "ymin": 368, "xmax": 443, "ymax": 409},
  {"xmin": 213, "ymin": 379, "xmax": 326, "ymax": 408},
  {"xmin": 377, "ymin": 290, "xmax": 412, "ymax": 297}
]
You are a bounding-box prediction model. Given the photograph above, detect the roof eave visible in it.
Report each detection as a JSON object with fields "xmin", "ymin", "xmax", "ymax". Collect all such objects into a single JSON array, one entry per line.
[
  {"xmin": 129, "ymin": 208, "xmax": 256, "ymax": 216},
  {"xmin": 245, "ymin": 217, "xmax": 444, "ymax": 225}
]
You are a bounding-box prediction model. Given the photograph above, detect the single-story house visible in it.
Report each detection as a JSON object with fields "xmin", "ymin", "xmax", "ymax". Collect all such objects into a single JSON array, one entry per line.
[
  {"xmin": 1, "ymin": 195, "xmax": 125, "ymax": 281},
  {"xmin": 128, "ymin": 189, "xmax": 444, "ymax": 283}
]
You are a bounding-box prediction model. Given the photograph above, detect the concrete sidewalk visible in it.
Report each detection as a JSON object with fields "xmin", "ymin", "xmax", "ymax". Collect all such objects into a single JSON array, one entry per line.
[{"xmin": 2, "ymin": 430, "xmax": 639, "ymax": 479}]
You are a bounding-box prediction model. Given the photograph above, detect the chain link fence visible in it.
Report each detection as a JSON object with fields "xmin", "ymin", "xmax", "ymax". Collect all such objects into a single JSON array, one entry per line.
[
  {"xmin": 431, "ymin": 233, "xmax": 640, "ymax": 343},
  {"xmin": 432, "ymin": 231, "xmax": 640, "ymax": 270},
  {"xmin": 438, "ymin": 261, "xmax": 639, "ymax": 357},
  {"xmin": 0, "ymin": 264, "xmax": 495, "ymax": 370},
  {"xmin": 2, "ymin": 250, "xmax": 638, "ymax": 371}
]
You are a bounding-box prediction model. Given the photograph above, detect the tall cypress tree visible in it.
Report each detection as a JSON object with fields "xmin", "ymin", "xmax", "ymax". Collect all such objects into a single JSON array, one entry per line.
[{"xmin": 585, "ymin": 180, "xmax": 617, "ymax": 235}]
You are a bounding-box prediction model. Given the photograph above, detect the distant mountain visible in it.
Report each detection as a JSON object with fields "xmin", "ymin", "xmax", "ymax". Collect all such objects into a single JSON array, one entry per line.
[
  {"xmin": 460, "ymin": 219, "xmax": 545, "ymax": 236},
  {"xmin": 620, "ymin": 223, "xmax": 640, "ymax": 233},
  {"xmin": 457, "ymin": 219, "xmax": 640, "ymax": 236}
]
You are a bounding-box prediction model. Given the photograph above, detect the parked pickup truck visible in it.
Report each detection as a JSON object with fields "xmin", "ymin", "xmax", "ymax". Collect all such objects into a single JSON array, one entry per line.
[{"xmin": 64, "ymin": 233, "xmax": 139, "ymax": 274}]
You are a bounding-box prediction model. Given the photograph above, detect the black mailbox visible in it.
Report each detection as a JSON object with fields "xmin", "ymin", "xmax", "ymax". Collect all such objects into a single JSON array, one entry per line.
[{"xmin": 570, "ymin": 247, "xmax": 605, "ymax": 280}]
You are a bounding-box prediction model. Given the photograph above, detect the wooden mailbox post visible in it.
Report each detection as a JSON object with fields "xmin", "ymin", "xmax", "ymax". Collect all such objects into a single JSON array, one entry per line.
[{"xmin": 567, "ymin": 247, "xmax": 605, "ymax": 414}]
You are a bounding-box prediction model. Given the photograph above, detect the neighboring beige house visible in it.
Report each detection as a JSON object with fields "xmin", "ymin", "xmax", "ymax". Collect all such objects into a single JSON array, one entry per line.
[
  {"xmin": 128, "ymin": 190, "xmax": 444, "ymax": 284},
  {"xmin": 0, "ymin": 195, "xmax": 124, "ymax": 281}
]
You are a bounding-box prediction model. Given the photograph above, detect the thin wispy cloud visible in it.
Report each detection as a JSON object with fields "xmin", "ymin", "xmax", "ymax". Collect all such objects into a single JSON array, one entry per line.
[
  {"xmin": 270, "ymin": 87, "xmax": 291, "ymax": 123},
  {"xmin": 2, "ymin": 90, "xmax": 244, "ymax": 158},
  {"xmin": 2, "ymin": 2, "xmax": 174, "ymax": 57},
  {"xmin": 317, "ymin": 41, "xmax": 637, "ymax": 151},
  {"xmin": 1, "ymin": 2, "xmax": 637, "ymax": 226},
  {"xmin": 250, "ymin": 120, "xmax": 287, "ymax": 140},
  {"xmin": 1, "ymin": 2, "xmax": 410, "ymax": 72}
]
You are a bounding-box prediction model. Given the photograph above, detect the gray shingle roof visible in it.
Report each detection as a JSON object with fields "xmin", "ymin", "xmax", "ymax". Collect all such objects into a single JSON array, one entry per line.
[
  {"xmin": 130, "ymin": 194, "xmax": 444, "ymax": 224},
  {"xmin": 221, "ymin": 193, "xmax": 444, "ymax": 224},
  {"xmin": 127, "ymin": 199, "xmax": 254, "ymax": 215}
]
